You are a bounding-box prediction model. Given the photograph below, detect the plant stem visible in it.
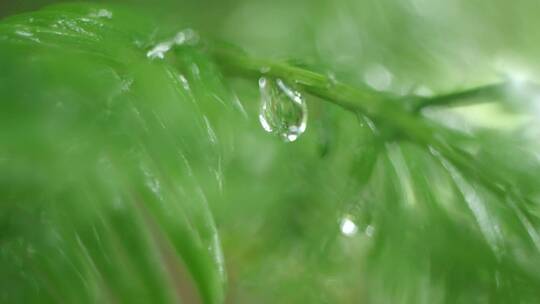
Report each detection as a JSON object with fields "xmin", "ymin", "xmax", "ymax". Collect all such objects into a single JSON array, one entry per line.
[
  {"xmin": 209, "ymin": 45, "xmax": 518, "ymax": 199},
  {"xmin": 211, "ymin": 44, "xmax": 515, "ymax": 115},
  {"xmin": 411, "ymin": 82, "xmax": 507, "ymax": 112},
  {"xmin": 210, "ymin": 45, "xmax": 429, "ymax": 136}
]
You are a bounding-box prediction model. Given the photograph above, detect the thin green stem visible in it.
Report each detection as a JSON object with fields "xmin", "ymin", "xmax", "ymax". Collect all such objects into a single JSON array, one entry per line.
[
  {"xmin": 209, "ymin": 44, "xmax": 520, "ymax": 203},
  {"xmin": 210, "ymin": 45, "xmax": 430, "ymax": 137},
  {"xmin": 411, "ymin": 82, "xmax": 507, "ymax": 112}
]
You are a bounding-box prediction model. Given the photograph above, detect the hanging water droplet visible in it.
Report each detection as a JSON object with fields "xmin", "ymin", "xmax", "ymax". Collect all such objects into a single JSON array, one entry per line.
[{"xmin": 258, "ymin": 77, "xmax": 308, "ymax": 142}]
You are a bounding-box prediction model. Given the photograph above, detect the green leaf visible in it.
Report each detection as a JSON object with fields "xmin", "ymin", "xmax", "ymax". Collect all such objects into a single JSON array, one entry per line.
[
  {"xmin": 0, "ymin": 3, "xmax": 232, "ymax": 303},
  {"xmin": 2, "ymin": 2, "xmax": 540, "ymax": 304}
]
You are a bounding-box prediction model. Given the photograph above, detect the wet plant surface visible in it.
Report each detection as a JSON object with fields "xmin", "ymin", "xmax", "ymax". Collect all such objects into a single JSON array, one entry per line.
[{"xmin": 2, "ymin": 2, "xmax": 540, "ymax": 303}]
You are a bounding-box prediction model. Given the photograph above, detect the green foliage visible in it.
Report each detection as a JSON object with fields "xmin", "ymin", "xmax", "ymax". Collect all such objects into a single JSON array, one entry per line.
[
  {"xmin": 0, "ymin": 4, "xmax": 232, "ymax": 303},
  {"xmin": 1, "ymin": 2, "xmax": 540, "ymax": 304}
]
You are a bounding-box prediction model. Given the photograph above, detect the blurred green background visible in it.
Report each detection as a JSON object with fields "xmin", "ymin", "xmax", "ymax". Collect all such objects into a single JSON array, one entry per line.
[{"xmin": 1, "ymin": 0, "xmax": 540, "ymax": 303}]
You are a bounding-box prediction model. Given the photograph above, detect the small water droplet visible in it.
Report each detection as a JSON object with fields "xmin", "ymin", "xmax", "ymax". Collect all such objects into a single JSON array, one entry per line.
[
  {"xmin": 339, "ymin": 216, "xmax": 358, "ymax": 237},
  {"xmin": 146, "ymin": 29, "xmax": 199, "ymax": 60},
  {"xmin": 146, "ymin": 42, "xmax": 171, "ymax": 59},
  {"xmin": 258, "ymin": 77, "xmax": 308, "ymax": 142}
]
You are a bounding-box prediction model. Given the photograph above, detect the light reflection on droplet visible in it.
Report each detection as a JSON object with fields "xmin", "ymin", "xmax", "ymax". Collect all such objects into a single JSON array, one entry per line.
[
  {"xmin": 147, "ymin": 42, "xmax": 172, "ymax": 60},
  {"xmin": 146, "ymin": 29, "xmax": 199, "ymax": 60},
  {"xmin": 258, "ymin": 77, "xmax": 308, "ymax": 142},
  {"xmin": 340, "ymin": 216, "xmax": 358, "ymax": 237}
]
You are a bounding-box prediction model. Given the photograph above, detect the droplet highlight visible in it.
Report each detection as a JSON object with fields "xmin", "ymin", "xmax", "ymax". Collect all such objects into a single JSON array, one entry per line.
[
  {"xmin": 258, "ymin": 77, "xmax": 308, "ymax": 142},
  {"xmin": 339, "ymin": 216, "xmax": 358, "ymax": 237},
  {"xmin": 146, "ymin": 29, "xmax": 199, "ymax": 60}
]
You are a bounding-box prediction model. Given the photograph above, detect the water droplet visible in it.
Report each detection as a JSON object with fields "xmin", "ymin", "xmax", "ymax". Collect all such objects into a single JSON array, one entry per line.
[
  {"xmin": 339, "ymin": 216, "xmax": 358, "ymax": 237},
  {"xmin": 146, "ymin": 42, "xmax": 171, "ymax": 59},
  {"xmin": 146, "ymin": 29, "xmax": 199, "ymax": 60},
  {"xmin": 258, "ymin": 77, "xmax": 308, "ymax": 142}
]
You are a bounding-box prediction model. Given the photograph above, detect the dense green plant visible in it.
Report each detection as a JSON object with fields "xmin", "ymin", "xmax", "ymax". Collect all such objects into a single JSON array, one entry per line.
[{"xmin": 1, "ymin": 2, "xmax": 540, "ymax": 303}]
